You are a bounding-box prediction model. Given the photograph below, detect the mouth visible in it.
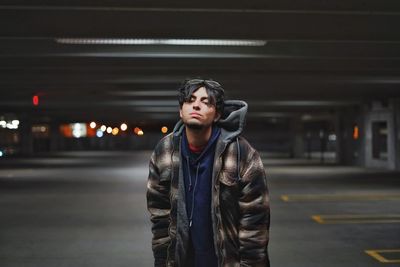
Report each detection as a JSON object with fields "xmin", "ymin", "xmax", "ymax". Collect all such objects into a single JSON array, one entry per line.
[{"xmin": 190, "ymin": 112, "xmax": 201, "ymax": 117}]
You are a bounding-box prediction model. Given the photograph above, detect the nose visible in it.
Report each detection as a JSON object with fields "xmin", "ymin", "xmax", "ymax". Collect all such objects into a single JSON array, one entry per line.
[{"xmin": 192, "ymin": 99, "xmax": 201, "ymax": 110}]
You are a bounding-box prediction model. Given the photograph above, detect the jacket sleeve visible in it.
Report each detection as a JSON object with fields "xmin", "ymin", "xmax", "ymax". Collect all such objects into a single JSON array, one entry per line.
[
  {"xmin": 238, "ymin": 149, "xmax": 270, "ymax": 267},
  {"xmin": 147, "ymin": 150, "xmax": 171, "ymax": 267}
]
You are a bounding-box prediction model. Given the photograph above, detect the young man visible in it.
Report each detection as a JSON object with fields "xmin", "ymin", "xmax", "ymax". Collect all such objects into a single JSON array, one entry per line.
[{"xmin": 147, "ymin": 79, "xmax": 270, "ymax": 267}]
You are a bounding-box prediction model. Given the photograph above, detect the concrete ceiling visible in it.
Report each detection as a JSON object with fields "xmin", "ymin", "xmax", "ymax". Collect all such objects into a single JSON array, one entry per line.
[{"xmin": 1, "ymin": 1, "xmax": 400, "ymax": 123}]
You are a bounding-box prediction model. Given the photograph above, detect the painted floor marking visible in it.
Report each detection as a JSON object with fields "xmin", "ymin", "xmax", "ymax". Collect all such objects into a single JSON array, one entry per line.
[
  {"xmin": 281, "ymin": 193, "xmax": 400, "ymax": 202},
  {"xmin": 365, "ymin": 249, "xmax": 400, "ymax": 263},
  {"xmin": 312, "ymin": 214, "xmax": 400, "ymax": 224}
]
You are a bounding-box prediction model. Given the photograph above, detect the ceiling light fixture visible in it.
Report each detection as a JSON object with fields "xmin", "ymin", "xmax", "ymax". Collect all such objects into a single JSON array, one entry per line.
[{"xmin": 55, "ymin": 38, "xmax": 267, "ymax": 47}]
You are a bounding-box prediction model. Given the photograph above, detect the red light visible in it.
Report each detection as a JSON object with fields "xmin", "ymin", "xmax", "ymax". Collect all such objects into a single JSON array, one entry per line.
[{"xmin": 33, "ymin": 95, "xmax": 39, "ymax": 106}]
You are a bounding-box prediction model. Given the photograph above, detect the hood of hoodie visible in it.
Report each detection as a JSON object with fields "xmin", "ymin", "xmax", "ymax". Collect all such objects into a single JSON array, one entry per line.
[{"xmin": 173, "ymin": 100, "xmax": 248, "ymax": 143}]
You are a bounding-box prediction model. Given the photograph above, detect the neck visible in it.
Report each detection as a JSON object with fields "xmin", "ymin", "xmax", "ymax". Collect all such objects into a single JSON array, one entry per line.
[{"xmin": 185, "ymin": 125, "xmax": 213, "ymax": 148}]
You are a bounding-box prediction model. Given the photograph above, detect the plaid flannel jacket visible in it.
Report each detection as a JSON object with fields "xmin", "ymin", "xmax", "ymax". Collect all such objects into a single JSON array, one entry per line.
[{"xmin": 147, "ymin": 100, "xmax": 270, "ymax": 267}]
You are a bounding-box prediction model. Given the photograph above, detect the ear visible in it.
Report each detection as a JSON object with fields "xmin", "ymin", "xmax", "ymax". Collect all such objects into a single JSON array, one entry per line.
[{"xmin": 179, "ymin": 108, "xmax": 183, "ymax": 119}]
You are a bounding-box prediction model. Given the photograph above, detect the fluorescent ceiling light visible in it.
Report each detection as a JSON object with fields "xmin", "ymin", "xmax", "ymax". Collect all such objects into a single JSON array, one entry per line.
[{"xmin": 55, "ymin": 38, "xmax": 266, "ymax": 46}]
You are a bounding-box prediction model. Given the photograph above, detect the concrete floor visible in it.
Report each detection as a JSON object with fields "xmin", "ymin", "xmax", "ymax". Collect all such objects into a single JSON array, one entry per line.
[{"xmin": 0, "ymin": 151, "xmax": 399, "ymax": 267}]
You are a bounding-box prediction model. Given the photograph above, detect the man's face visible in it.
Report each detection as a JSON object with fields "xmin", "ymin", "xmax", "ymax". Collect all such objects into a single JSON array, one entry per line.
[{"xmin": 179, "ymin": 87, "xmax": 220, "ymax": 130}]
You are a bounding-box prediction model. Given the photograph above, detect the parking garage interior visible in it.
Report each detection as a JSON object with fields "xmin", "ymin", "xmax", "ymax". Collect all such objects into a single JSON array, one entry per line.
[{"xmin": 1, "ymin": 1, "xmax": 400, "ymax": 266}]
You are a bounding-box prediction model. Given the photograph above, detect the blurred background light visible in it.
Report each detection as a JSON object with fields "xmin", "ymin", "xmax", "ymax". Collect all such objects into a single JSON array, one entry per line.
[
  {"xmin": 32, "ymin": 95, "xmax": 39, "ymax": 106},
  {"xmin": 353, "ymin": 125, "xmax": 359, "ymax": 140},
  {"xmin": 120, "ymin": 123, "xmax": 128, "ymax": 131},
  {"xmin": 71, "ymin": 123, "xmax": 86, "ymax": 138},
  {"xmin": 96, "ymin": 129, "xmax": 103, "ymax": 138},
  {"xmin": 112, "ymin": 127, "xmax": 119, "ymax": 135}
]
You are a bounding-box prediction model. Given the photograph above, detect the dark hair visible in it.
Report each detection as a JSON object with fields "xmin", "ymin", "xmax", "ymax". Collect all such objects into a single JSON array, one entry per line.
[{"xmin": 178, "ymin": 78, "xmax": 225, "ymax": 115}]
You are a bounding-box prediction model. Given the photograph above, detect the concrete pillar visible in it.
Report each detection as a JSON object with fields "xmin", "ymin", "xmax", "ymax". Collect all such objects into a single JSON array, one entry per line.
[
  {"xmin": 391, "ymin": 99, "xmax": 400, "ymax": 170},
  {"xmin": 291, "ymin": 116, "xmax": 304, "ymax": 158},
  {"xmin": 334, "ymin": 112, "xmax": 344, "ymax": 164},
  {"xmin": 19, "ymin": 114, "xmax": 34, "ymax": 156},
  {"xmin": 49, "ymin": 120, "xmax": 60, "ymax": 152},
  {"xmin": 364, "ymin": 100, "xmax": 396, "ymax": 170}
]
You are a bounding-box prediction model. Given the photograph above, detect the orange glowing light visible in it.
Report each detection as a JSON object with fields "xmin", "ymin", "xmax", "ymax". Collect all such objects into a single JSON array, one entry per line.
[
  {"xmin": 112, "ymin": 127, "xmax": 119, "ymax": 135},
  {"xmin": 86, "ymin": 124, "xmax": 96, "ymax": 137},
  {"xmin": 161, "ymin": 126, "xmax": 168, "ymax": 134},
  {"xmin": 59, "ymin": 124, "xmax": 72, "ymax": 138},
  {"xmin": 353, "ymin": 125, "xmax": 359, "ymax": 140}
]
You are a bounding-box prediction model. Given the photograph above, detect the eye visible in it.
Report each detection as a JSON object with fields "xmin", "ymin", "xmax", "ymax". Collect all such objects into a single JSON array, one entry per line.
[{"xmin": 200, "ymin": 97, "xmax": 209, "ymax": 104}]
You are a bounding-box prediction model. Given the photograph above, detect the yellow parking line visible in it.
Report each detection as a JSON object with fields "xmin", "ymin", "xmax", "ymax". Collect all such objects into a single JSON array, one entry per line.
[
  {"xmin": 281, "ymin": 195, "xmax": 290, "ymax": 202},
  {"xmin": 365, "ymin": 249, "xmax": 400, "ymax": 263},
  {"xmin": 311, "ymin": 215, "xmax": 324, "ymax": 224},
  {"xmin": 281, "ymin": 193, "xmax": 400, "ymax": 202},
  {"xmin": 312, "ymin": 214, "xmax": 400, "ymax": 224}
]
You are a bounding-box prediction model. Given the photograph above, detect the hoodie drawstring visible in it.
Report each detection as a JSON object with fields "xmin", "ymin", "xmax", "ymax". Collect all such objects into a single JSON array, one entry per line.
[
  {"xmin": 186, "ymin": 156, "xmax": 200, "ymax": 227},
  {"xmin": 186, "ymin": 156, "xmax": 192, "ymax": 191}
]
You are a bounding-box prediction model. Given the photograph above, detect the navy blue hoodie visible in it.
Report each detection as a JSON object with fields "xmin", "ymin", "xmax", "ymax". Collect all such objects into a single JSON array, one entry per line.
[{"xmin": 181, "ymin": 126, "xmax": 221, "ymax": 267}]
